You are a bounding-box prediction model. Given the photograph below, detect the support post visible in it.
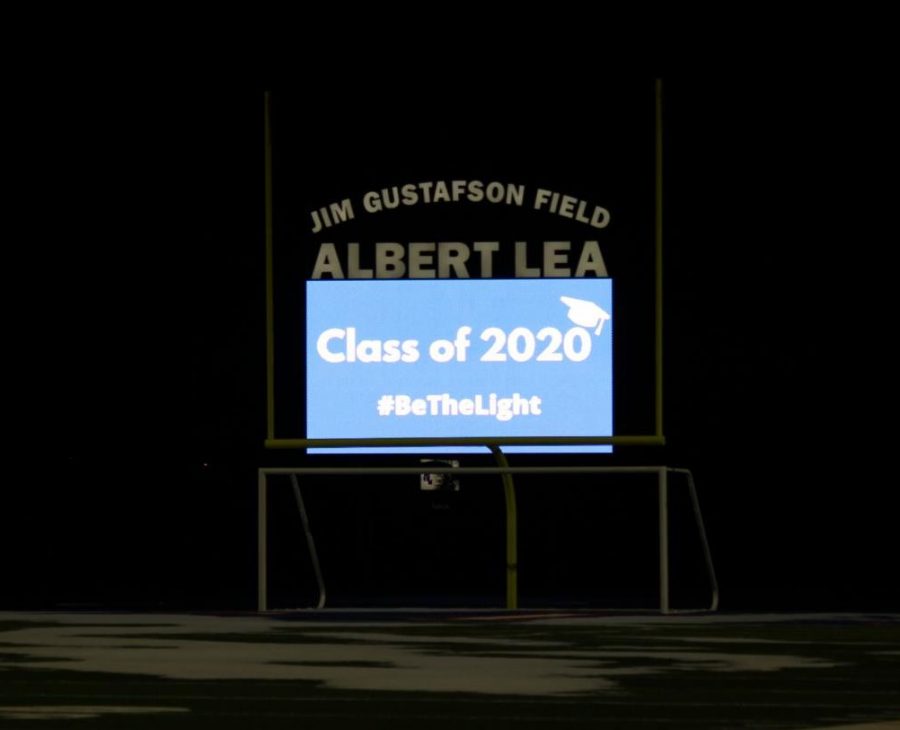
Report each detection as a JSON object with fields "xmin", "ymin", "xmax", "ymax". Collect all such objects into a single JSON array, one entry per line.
[
  {"xmin": 658, "ymin": 466, "xmax": 669, "ymax": 614},
  {"xmin": 258, "ymin": 470, "xmax": 268, "ymax": 612},
  {"xmin": 489, "ymin": 446, "xmax": 518, "ymax": 610}
]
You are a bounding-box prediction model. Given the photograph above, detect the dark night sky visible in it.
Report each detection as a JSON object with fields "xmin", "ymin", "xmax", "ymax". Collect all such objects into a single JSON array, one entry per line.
[{"xmin": 8, "ymin": 70, "xmax": 894, "ymax": 611}]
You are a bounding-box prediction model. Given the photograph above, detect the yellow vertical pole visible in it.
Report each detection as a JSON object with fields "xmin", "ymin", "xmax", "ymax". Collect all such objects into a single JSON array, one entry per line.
[
  {"xmin": 655, "ymin": 79, "xmax": 664, "ymax": 440},
  {"xmin": 658, "ymin": 467, "xmax": 669, "ymax": 614},
  {"xmin": 264, "ymin": 92, "xmax": 275, "ymax": 441},
  {"xmin": 258, "ymin": 470, "xmax": 268, "ymax": 612},
  {"xmin": 490, "ymin": 446, "xmax": 518, "ymax": 610}
]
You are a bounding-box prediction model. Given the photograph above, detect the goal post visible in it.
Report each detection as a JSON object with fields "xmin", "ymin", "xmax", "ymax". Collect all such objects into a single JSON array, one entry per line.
[
  {"xmin": 252, "ymin": 81, "xmax": 720, "ymax": 614},
  {"xmin": 257, "ymin": 460, "xmax": 717, "ymax": 614}
]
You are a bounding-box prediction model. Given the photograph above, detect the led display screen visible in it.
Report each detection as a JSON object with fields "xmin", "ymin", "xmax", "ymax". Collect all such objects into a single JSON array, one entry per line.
[{"xmin": 306, "ymin": 279, "xmax": 612, "ymax": 453}]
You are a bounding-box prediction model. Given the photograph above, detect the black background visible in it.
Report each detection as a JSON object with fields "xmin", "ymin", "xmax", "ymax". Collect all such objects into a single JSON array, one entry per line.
[{"xmin": 7, "ymin": 68, "xmax": 894, "ymax": 612}]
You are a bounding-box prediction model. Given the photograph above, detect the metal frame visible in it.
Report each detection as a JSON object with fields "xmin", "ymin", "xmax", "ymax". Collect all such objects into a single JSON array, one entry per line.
[{"xmin": 257, "ymin": 463, "xmax": 718, "ymax": 614}]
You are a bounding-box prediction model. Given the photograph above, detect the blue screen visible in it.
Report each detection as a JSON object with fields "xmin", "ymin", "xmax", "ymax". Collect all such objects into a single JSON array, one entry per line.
[{"xmin": 306, "ymin": 279, "xmax": 612, "ymax": 453}]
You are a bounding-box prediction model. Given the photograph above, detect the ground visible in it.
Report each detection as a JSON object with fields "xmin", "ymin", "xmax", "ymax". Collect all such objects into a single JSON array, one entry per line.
[{"xmin": 1, "ymin": 611, "xmax": 898, "ymax": 728}]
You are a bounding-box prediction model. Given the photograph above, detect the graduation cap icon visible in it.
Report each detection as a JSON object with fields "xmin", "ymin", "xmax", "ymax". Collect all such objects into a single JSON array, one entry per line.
[{"xmin": 560, "ymin": 296, "xmax": 610, "ymax": 335}]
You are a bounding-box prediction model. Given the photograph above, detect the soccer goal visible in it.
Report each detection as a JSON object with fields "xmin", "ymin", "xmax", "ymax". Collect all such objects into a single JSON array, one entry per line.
[{"xmin": 257, "ymin": 461, "xmax": 718, "ymax": 614}]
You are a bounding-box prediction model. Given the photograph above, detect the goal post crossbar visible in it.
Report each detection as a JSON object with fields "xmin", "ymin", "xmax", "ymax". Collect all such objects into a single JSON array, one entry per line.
[{"xmin": 266, "ymin": 436, "xmax": 665, "ymax": 449}]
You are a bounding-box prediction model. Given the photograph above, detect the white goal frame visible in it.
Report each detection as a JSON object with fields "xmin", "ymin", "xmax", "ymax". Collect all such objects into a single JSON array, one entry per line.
[{"xmin": 257, "ymin": 464, "xmax": 718, "ymax": 614}]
